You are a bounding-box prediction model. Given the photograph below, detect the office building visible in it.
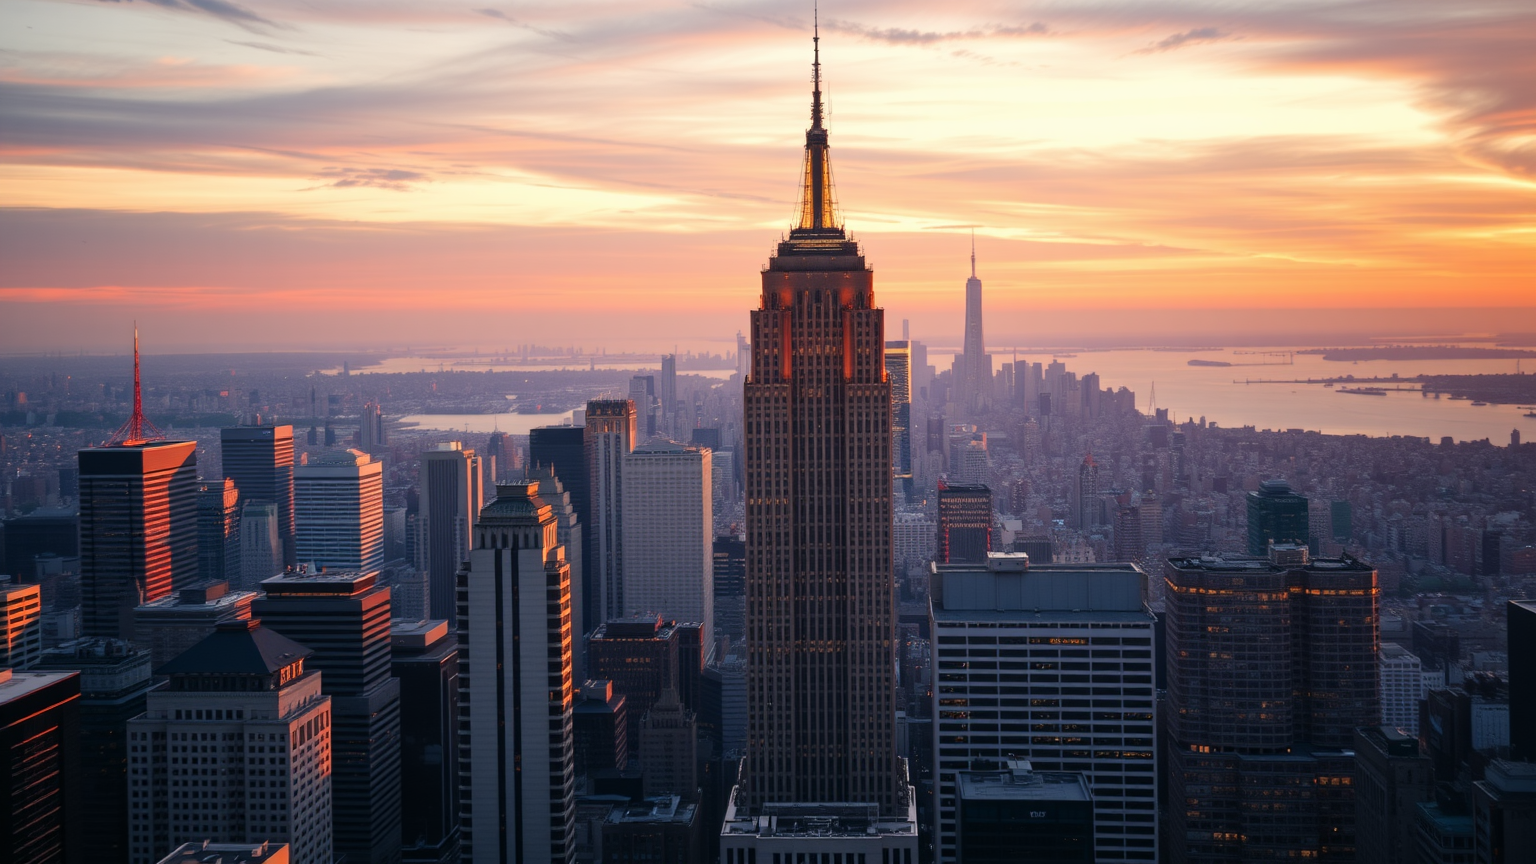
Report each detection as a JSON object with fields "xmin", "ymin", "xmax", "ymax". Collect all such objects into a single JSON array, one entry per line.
[
  {"xmin": 1246, "ymin": 478, "xmax": 1309, "ymax": 555},
  {"xmin": 0, "ymin": 576, "xmax": 42, "ymax": 669},
  {"xmin": 1166, "ymin": 548, "xmax": 1379, "ymax": 862},
  {"xmin": 575, "ymin": 679, "xmax": 629, "ymax": 778},
  {"xmin": 239, "ymin": 500, "xmax": 283, "ymax": 590},
  {"xmin": 529, "ymin": 424, "xmax": 593, "ymax": 632},
  {"xmin": 956, "ymin": 238, "xmax": 991, "ymax": 416},
  {"xmin": 1354, "ymin": 726, "xmax": 1432, "ymax": 864},
  {"xmin": 929, "ymin": 555, "xmax": 1158, "ymax": 863},
  {"xmin": 295, "ymin": 448, "xmax": 384, "ymax": 573},
  {"xmin": 937, "ymin": 484, "xmax": 991, "ymax": 564},
  {"xmin": 33, "ymin": 638, "xmax": 154, "ymax": 863},
  {"xmin": 128, "ymin": 619, "xmax": 332, "ymax": 864},
  {"xmin": 485, "ymin": 430, "xmax": 517, "ymax": 484},
  {"xmin": 390, "ymin": 619, "xmax": 460, "ymax": 864},
  {"xmin": 197, "ymin": 478, "xmax": 241, "ymax": 584},
  {"xmin": 417, "ymin": 442, "xmax": 483, "ymax": 625},
  {"xmin": 1071, "ymin": 454, "xmax": 1099, "ymax": 529},
  {"xmin": 0, "ymin": 667, "xmax": 80, "ymax": 864},
  {"xmin": 0, "ymin": 508, "xmax": 78, "ymax": 581},
  {"xmin": 360, "ymin": 402, "xmax": 386, "ymax": 452},
  {"xmin": 589, "ymin": 615, "xmax": 680, "ymax": 754},
  {"xmin": 1470, "ymin": 760, "xmax": 1536, "ymax": 864},
  {"xmin": 1510, "ymin": 599, "xmax": 1536, "ymax": 761},
  {"xmin": 886, "ymin": 340, "xmax": 913, "ymax": 499},
  {"xmin": 955, "ymin": 761, "xmax": 1095, "ymax": 864},
  {"xmin": 586, "ymin": 400, "xmax": 636, "ymax": 627},
  {"xmin": 526, "ymin": 463, "xmax": 586, "ymax": 677},
  {"xmin": 456, "ymin": 481, "xmax": 576, "ymax": 864},
  {"xmin": 730, "ymin": 28, "xmax": 911, "ymax": 852},
  {"xmin": 629, "ymin": 376, "xmax": 657, "ymax": 437},
  {"xmin": 255, "ymin": 570, "xmax": 402, "ymax": 864},
  {"xmin": 133, "ymin": 579, "xmax": 256, "ymax": 670},
  {"xmin": 659, "ymin": 355, "xmax": 678, "ymax": 426},
  {"xmin": 639, "ymin": 687, "xmax": 697, "ymax": 800},
  {"xmin": 156, "ymin": 840, "xmax": 289, "ymax": 864},
  {"xmin": 220, "ymin": 424, "xmax": 295, "ymax": 566},
  {"xmin": 712, "ymin": 536, "xmax": 746, "ymax": 645},
  {"xmin": 79, "ymin": 438, "xmax": 199, "ymax": 639},
  {"xmin": 1382, "ymin": 642, "xmax": 1428, "ymax": 734},
  {"xmin": 600, "ymin": 795, "xmax": 701, "ymax": 864},
  {"xmin": 622, "ymin": 440, "xmax": 713, "ymax": 641}
]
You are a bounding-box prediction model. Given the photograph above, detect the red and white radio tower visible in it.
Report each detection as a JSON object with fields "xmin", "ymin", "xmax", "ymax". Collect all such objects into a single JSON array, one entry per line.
[{"xmin": 108, "ymin": 326, "xmax": 164, "ymax": 445}]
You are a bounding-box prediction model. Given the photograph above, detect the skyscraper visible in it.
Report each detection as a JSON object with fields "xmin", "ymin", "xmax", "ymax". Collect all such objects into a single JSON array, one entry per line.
[
  {"xmin": 128, "ymin": 619, "xmax": 332, "ymax": 864},
  {"xmin": 659, "ymin": 354, "xmax": 678, "ymax": 430},
  {"xmin": 220, "ymin": 424, "xmax": 296, "ymax": 566},
  {"xmin": 79, "ymin": 439, "xmax": 199, "ymax": 639},
  {"xmin": 417, "ymin": 443, "xmax": 483, "ymax": 625},
  {"xmin": 1509, "ymin": 599, "xmax": 1536, "ymax": 761},
  {"xmin": 133, "ymin": 579, "xmax": 256, "ymax": 670},
  {"xmin": 929, "ymin": 555, "xmax": 1158, "ymax": 863},
  {"xmin": 585, "ymin": 400, "xmax": 636, "ymax": 626},
  {"xmin": 886, "ymin": 340, "xmax": 913, "ymax": 500},
  {"xmin": 1071, "ymin": 453, "xmax": 1099, "ymax": 529},
  {"xmin": 1165, "ymin": 547, "xmax": 1379, "ymax": 862},
  {"xmin": 734, "ymin": 22, "xmax": 908, "ymax": 825},
  {"xmin": 0, "ymin": 577, "xmax": 42, "ymax": 669},
  {"xmin": 0, "ymin": 667, "xmax": 81, "ymax": 864},
  {"xmin": 1246, "ymin": 478, "xmax": 1309, "ymax": 555},
  {"xmin": 294, "ymin": 448, "xmax": 384, "ymax": 573},
  {"xmin": 239, "ymin": 499, "xmax": 282, "ymax": 590},
  {"xmin": 525, "ymin": 463, "xmax": 585, "ymax": 680},
  {"xmin": 390, "ymin": 620, "xmax": 461, "ymax": 864},
  {"xmin": 957, "ymin": 237, "xmax": 991, "ymax": 415},
  {"xmin": 197, "ymin": 478, "xmax": 241, "ymax": 583},
  {"xmin": 937, "ymin": 483, "xmax": 992, "ymax": 564},
  {"xmin": 359, "ymin": 401, "xmax": 386, "ymax": 452},
  {"xmin": 456, "ymin": 482, "xmax": 576, "ymax": 864},
  {"xmin": 529, "ymin": 424, "xmax": 593, "ymax": 632},
  {"xmin": 622, "ymin": 439, "xmax": 713, "ymax": 642},
  {"xmin": 255, "ymin": 570, "xmax": 402, "ymax": 864}
]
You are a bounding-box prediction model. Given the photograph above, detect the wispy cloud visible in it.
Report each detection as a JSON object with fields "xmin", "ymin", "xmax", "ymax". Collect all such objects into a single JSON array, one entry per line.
[
  {"xmin": 824, "ymin": 19, "xmax": 1049, "ymax": 45},
  {"xmin": 313, "ymin": 167, "xmax": 430, "ymax": 191},
  {"xmin": 1133, "ymin": 27, "xmax": 1235, "ymax": 55},
  {"xmin": 100, "ymin": 0, "xmax": 290, "ymax": 34}
]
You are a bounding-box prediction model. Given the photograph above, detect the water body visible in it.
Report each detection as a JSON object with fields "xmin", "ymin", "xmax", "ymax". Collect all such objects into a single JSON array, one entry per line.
[
  {"xmin": 1001, "ymin": 348, "xmax": 1535, "ymax": 443},
  {"xmin": 323, "ymin": 357, "xmax": 736, "ymax": 379},
  {"xmin": 398, "ymin": 410, "xmax": 578, "ymax": 435}
]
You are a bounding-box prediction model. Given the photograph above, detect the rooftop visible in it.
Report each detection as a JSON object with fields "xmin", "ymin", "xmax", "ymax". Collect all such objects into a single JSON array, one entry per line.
[
  {"xmin": 606, "ymin": 795, "xmax": 697, "ymax": 825},
  {"xmin": 155, "ymin": 618, "xmax": 310, "ymax": 678},
  {"xmin": 957, "ymin": 762, "xmax": 1093, "ymax": 803},
  {"xmin": 390, "ymin": 619, "xmax": 448, "ymax": 648},
  {"xmin": 155, "ymin": 840, "xmax": 289, "ymax": 864},
  {"xmin": 0, "ymin": 667, "xmax": 78, "ymax": 704}
]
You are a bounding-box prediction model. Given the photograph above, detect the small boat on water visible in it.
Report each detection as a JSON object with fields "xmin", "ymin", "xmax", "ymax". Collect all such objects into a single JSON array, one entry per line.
[
  {"xmin": 1526, "ymin": 411, "xmax": 1536, "ymax": 418},
  {"xmin": 1472, "ymin": 401, "xmax": 1488, "ymax": 406}
]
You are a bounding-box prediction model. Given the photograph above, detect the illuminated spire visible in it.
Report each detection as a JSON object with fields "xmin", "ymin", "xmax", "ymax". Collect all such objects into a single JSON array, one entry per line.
[
  {"xmin": 108, "ymin": 325, "xmax": 164, "ymax": 446},
  {"xmin": 793, "ymin": 3, "xmax": 841, "ymax": 234}
]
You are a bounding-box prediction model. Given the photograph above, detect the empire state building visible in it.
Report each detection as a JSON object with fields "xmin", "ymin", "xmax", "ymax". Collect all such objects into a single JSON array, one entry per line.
[{"xmin": 736, "ymin": 25, "xmax": 909, "ymax": 822}]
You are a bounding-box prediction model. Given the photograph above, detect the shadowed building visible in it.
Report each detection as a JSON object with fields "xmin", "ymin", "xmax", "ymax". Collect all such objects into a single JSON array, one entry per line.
[
  {"xmin": 723, "ymin": 23, "xmax": 915, "ymax": 861},
  {"xmin": 196, "ymin": 479, "xmax": 240, "ymax": 584},
  {"xmin": 220, "ymin": 425, "xmax": 295, "ymax": 566},
  {"xmin": 1246, "ymin": 478, "xmax": 1309, "ymax": 556},
  {"xmin": 937, "ymin": 484, "xmax": 991, "ymax": 564},
  {"xmin": 956, "ymin": 761, "xmax": 1095, "ymax": 864},
  {"xmin": 0, "ymin": 667, "xmax": 80, "ymax": 864},
  {"xmin": 417, "ymin": 443, "xmax": 483, "ymax": 626},
  {"xmin": 585, "ymin": 401, "xmax": 636, "ymax": 627},
  {"xmin": 390, "ymin": 619, "xmax": 460, "ymax": 864}
]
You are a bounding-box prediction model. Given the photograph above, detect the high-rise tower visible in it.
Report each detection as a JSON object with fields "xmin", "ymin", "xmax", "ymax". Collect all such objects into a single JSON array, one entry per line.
[
  {"xmin": 957, "ymin": 235, "xmax": 991, "ymax": 414},
  {"xmin": 417, "ymin": 443, "xmax": 484, "ymax": 625},
  {"xmin": 220, "ymin": 423, "xmax": 296, "ymax": 566},
  {"xmin": 737, "ymin": 22, "xmax": 905, "ymax": 818}
]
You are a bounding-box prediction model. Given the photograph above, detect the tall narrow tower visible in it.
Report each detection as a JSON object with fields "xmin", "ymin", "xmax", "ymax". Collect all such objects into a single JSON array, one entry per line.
[
  {"xmin": 959, "ymin": 234, "xmax": 990, "ymax": 414},
  {"xmin": 739, "ymin": 23, "xmax": 905, "ymax": 816}
]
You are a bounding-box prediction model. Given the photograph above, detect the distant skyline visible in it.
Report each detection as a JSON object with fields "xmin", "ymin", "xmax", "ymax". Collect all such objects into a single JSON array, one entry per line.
[{"xmin": 3, "ymin": 0, "xmax": 1533, "ymax": 352}]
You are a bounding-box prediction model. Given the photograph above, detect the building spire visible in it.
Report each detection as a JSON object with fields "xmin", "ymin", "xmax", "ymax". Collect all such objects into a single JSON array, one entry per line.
[
  {"xmin": 109, "ymin": 324, "xmax": 164, "ymax": 446},
  {"xmin": 793, "ymin": 3, "xmax": 841, "ymax": 234},
  {"xmin": 971, "ymin": 229, "xmax": 976, "ymax": 278}
]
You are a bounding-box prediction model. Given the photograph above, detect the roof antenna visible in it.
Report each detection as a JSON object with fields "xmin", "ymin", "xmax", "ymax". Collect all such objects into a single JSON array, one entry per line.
[
  {"xmin": 109, "ymin": 323, "xmax": 164, "ymax": 445},
  {"xmin": 971, "ymin": 228, "xmax": 977, "ymax": 279}
]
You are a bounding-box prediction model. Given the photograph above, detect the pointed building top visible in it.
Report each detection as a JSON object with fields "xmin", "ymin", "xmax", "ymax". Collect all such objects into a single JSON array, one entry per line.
[
  {"xmin": 107, "ymin": 325, "xmax": 165, "ymax": 446},
  {"xmin": 792, "ymin": 5, "xmax": 841, "ymax": 237},
  {"xmin": 971, "ymin": 229, "xmax": 976, "ymax": 279}
]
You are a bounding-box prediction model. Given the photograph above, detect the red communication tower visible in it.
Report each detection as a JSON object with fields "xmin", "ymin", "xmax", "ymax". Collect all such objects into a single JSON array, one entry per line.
[{"xmin": 108, "ymin": 326, "xmax": 164, "ymax": 446}]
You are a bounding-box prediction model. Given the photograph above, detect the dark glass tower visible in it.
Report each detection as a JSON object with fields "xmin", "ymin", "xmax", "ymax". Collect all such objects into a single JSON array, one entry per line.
[
  {"xmin": 220, "ymin": 424, "xmax": 296, "ymax": 566},
  {"xmin": 740, "ymin": 27, "xmax": 903, "ymax": 815},
  {"xmin": 196, "ymin": 478, "xmax": 241, "ymax": 583},
  {"xmin": 78, "ymin": 440, "xmax": 199, "ymax": 639},
  {"xmin": 1246, "ymin": 478, "xmax": 1309, "ymax": 555},
  {"xmin": 391, "ymin": 619, "xmax": 461, "ymax": 864},
  {"xmin": 0, "ymin": 668, "xmax": 81, "ymax": 864},
  {"xmin": 254, "ymin": 570, "xmax": 403, "ymax": 864},
  {"xmin": 530, "ymin": 425, "xmax": 594, "ymax": 632}
]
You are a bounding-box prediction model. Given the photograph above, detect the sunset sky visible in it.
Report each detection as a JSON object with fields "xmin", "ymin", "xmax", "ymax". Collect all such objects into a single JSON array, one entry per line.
[{"xmin": 2, "ymin": 0, "xmax": 1533, "ymax": 353}]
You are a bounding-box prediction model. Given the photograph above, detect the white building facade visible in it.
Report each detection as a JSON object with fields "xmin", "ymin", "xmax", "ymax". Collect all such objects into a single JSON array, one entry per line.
[
  {"xmin": 293, "ymin": 449, "xmax": 383, "ymax": 573},
  {"xmin": 929, "ymin": 555, "xmax": 1159, "ymax": 863},
  {"xmin": 1380, "ymin": 643, "xmax": 1426, "ymax": 734},
  {"xmin": 128, "ymin": 620, "xmax": 332, "ymax": 864},
  {"xmin": 622, "ymin": 440, "xmax": 714, "ymax": 642}
]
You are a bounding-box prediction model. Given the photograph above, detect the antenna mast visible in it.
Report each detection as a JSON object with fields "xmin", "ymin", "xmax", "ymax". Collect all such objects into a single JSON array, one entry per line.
[{"xmin": 108, "ymin": 325, "xmax": 164, "ymax": 445}]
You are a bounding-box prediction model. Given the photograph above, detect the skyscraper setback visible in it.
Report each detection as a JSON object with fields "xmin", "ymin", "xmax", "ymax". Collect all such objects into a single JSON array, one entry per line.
[{"xmin": 736, "ymin": 26, "xmax": 906, "ymax": 819}]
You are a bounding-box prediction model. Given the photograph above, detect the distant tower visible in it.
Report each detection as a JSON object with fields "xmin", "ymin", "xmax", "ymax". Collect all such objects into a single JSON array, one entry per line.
[
  {"xmin": 1071, "ymin": 453, "xmax": 1099, "ymax": 529},
  {"xmin": 220, "ymin": 423, "xmax": 296, "ymax": 566},
  {"xmin": 659, "ymin": 354, "xmax": 678, "ymax": 431},
  {"xmin": 886, "ymin": 340, "xmax": 913, "ymax": 501},
  {"xmin": 294, "ymin": 448, "xmax": 385, "ymax": 573},
  {"xmin": 585, "ymin": 400, "xmax": 636, "ymax": 625},
  {"xmin": 958, "ymin": 233, "xmax": 991, "ymax": 414},
  {"xmin": 417, "ymin": 443, "xmax": 483, "ymax": 625},
  {"xmin": 79, "ymin": 331, "xmax": 199, "ymax": 639},
  {"xmin": 196, "ymin": 479, "xmax": 241, "ymax": 584}
]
